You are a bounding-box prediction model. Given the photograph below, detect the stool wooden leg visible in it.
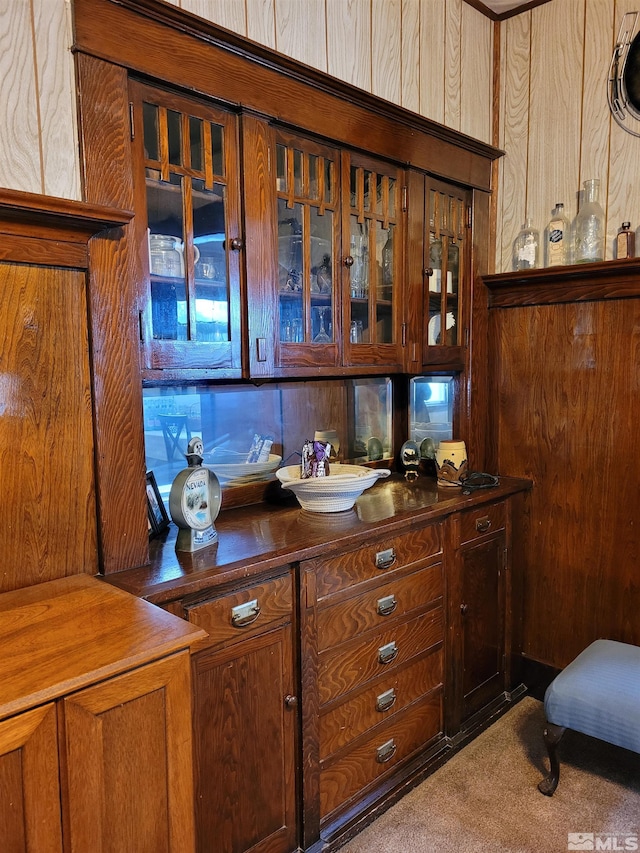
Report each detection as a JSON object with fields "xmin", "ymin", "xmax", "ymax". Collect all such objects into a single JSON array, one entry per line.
[{"xmin": 538, "ymin": 722, "xmax": 565, "ymax": 796}]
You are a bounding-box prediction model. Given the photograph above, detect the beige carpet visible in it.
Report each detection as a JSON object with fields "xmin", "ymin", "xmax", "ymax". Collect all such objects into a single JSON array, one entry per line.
[{"xmin": 338, "ymin": 697, "xmax": 640, "ymax": 853}]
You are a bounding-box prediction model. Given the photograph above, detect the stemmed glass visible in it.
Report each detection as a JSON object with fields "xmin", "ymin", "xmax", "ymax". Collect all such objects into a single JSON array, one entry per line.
[{"xmin": 313, "ymin": 306, "xmax": 331, "ymax": 343}]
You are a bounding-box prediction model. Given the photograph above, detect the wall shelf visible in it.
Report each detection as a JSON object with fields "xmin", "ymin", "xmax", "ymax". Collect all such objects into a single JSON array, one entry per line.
[{"xmin": 483, "ymin": 258, "xmax": 640, "ymax": 308}]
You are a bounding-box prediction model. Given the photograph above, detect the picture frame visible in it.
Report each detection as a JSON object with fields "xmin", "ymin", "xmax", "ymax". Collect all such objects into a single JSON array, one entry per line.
[{"xmin": 146, "ymin": 471, "xmax": 170, "ymax": 537}]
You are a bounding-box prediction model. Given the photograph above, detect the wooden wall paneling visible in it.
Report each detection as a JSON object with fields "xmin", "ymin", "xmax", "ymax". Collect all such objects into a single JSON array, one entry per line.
[
  {"xmin": 492, "ymin": 299, "xmax": 640, "ymax": 668},
  {"xmin": 372, "ymin": 0, "xmax": 401, "ymax": 105},
  {"xmin": 0, "ymin": 1, "xmax": 40, "ymax": 194},
  {"xmin": 419, "ymin": 0, "xmax": 445, "ymax": 123},
  {"xmin": 605, "ymin": 0, "xmax": 640, "ymax": 258},
  {"xmin": 326, "ymin": 0, "xmax": 371, "ymax": 92},
  {"xmin": 75, "ymin": 54, "xmax": 148, "ymax": 575},
  {"xmin": 444, "ymin": 0, "xmax": 462, "ymax": 132},
  {"xmin": 527, "ymin": 0, "xmax": 583, "ymax": 241},
  {"xmin": 460, "ymin": 3, "xmax": 493, "ymax": 145},
  {"xmin": 401, "ymin": 0, "xmax": 420, "ymax": 113},
  {"xmin": 181, "ymin": 0, "xmax": 247, "ymax": 35},
  {"xmin": 497, "ymin": 12, "xmax": 530, "ymax": 272},
  {"xmin": 246, "ymin": 0, "xmax": 276, "ymax": 49},
  {"xmin": 0, "ymin": 263, "xmax": 98, "ymax": 592},
  {"xmin": 33, "ymin": 0, "xmax": 81, "ymax": 200},
  {"xmin": 274, "ymin": 0, "xmax": 327, "ymax": 72}
]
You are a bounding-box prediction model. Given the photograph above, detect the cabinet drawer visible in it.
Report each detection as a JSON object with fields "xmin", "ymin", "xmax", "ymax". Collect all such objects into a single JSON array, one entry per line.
[
  {"xmin": 319, "ymin": 648, "xmax": 442, "ymax": 759},
  {"xmin": 185, "ymin": 573, "xmax": 292, "ymax": 648},
  {"xmin": 318, "ymin": 608, "xmax": 443, "ymax": 705},
  {"xmin": 308, "ymin": 524, "xmax": 442, "ymax": 600},
  {"xmin": 319, "ymin": 693, "xmax": 442, "ymax": 818},
  {"xmin": 316, "ymin": 563, "xmax": 442, "ymax": 651},
  {"xmin": 459, "ymin": 501, "xmax": 506, "ymax": 545}
]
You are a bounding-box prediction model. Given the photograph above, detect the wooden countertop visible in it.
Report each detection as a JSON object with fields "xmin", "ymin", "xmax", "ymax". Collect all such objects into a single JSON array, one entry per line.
[
  {"xmin": 0, "ymin": 575, "xmax": 206, "ymax": 721},
  {"xmin": 106, "ymin": 474, "xmax": 532, "ymax": 605}
]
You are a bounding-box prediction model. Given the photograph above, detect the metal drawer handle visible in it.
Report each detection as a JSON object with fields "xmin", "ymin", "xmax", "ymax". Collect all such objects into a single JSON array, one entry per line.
[
  {"xmin": 376, "ymin": 687, "xmax": 397, "ymax": 713},
  {"xmin": 476, "ymin": 516, "xmax": 491, "ymax": 533},
  {"xmin": 378, "ymin": 641, "xmax": 398, "ymax": 665},
  {"xmin": 377, "ymin": 594, "xmax": 398, "ymax": 617},
  {"xmin": 231, "ymin": 599, "xmax": 261, "ymax": 628},
  {"xmin": 375, "ymin": 548, "xmax": 397, "ymax": 570},
  {"xmin": 376, "ymin": 738, "xmax": 397, "ymax": 763}
]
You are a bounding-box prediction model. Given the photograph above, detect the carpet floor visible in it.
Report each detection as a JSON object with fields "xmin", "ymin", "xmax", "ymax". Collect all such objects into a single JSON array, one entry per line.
[{"xmin": 337, "ymin": 697, "xmax": 640, "ymax": 853}]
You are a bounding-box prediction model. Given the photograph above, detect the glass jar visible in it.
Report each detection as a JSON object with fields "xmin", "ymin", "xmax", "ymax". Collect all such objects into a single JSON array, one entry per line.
[
  {"xmin": 573, "ymin": 179, "xmax": 605, "ymax": 263},
  {"xmin": 513, "ymin": 218, "xmax": 540, "ymax": 271}
]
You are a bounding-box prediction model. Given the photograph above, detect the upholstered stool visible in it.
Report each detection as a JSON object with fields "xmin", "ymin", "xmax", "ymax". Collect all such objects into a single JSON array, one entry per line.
[{"xmin": 538, "ymin": 639, "xmax": 640, "ymax": 795}]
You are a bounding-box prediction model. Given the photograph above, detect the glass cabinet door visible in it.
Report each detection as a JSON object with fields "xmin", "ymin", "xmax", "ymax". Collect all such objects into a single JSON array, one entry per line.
[
  {"xmin": 275, "ymin": 131, "xmax": 340, "ymax": 369},
  {"xmin": 130, "ymin": 81, "xmax": 243, "ymax": 375},
  {"xmin": 424, "ymin": 179, "xmax": 469, "ymax": 365},
  {"xmin": 345, "ymin": 153, "xmax": 404, "ymax": 370}
]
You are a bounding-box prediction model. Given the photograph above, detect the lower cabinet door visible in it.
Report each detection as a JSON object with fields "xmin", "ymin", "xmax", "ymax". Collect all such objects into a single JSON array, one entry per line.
[
  {"xmin": 461, "ymin": 534, "xmax": 506, "ymax": 720},
  {"xmin": 60, "ymin": 651, "xmax": 196, "ymax": 853},
  {"xmin": 192, "ymin": 625, "xmax": 297, "ymax": 853},
  {"xmin": 0, "ymin": 704, "xmax": 63, "ymax": 853}
]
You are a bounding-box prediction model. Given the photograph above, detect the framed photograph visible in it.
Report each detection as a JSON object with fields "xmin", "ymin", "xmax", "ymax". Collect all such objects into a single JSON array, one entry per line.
[{"xmin": 146, "ymin": 471, "xmax": 170, "ymax": 537}]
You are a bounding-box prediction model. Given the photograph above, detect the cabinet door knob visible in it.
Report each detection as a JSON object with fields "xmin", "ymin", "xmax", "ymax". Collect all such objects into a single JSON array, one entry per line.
[
  {"xmin": 460, "ymin": 603, "xmax": 469, "ymax": 616},
  {"xmin": 284, "ymin": 694, "xmax": 298, "ymax": 708},
  {"xmin": 344, "ymin": 255, "xmax": 354, "ymax": 267},
  {"xmin": 476, "ymin": 516, "xmax": 491, "ymax": 533},
  {"xmin": 225, "ymin": 237, "xmax": 244, "ymax": 251},
  {"xmin": 424, "ymin": 267, "xmax": 434, "ymax": 277}
]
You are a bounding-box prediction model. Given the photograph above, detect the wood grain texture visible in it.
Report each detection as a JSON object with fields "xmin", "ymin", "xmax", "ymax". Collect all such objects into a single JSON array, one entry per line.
[
  {"xmin": 246, "ymin": 0, "xmax": 276, "ymax": 48},
  {"xmin": 0, "ymin": 0, "xmax": 40, "ymax": 194},
  {"xmin": 461, "ymin": 3, "xmax": 493, "ymax": 143},
  {"xmin": 275, "ymin": 0, "xmax": 327, "ymax": 71},
  {"xmin": 490, "ymin": 297, "xmax": 640, "ymax": 667},
  {"xmin": 527, "ymin": 0, "xmax": 583, "ymax": 241},
  {"xmin": 326, "ymin": 0, "xmax": 371, "ymax": 91},
  {"xmin": 0, "ymin": 263, "xmax": 98, "ymax": 591},
  {"xmin": 33, "ymin": 0, "xmax": 81, "ymax": 199},
  {"xmin": 420, "ymin": 0, "xmax": 446, "ymax": 122},
  {"xmin": 401, "ymin": 0, "xmax": 420, "ymax": 113},
  {"xmin": 444, "ymin": 0, "xmax": 462, "ymax": 131},
  {"xmin": 372, "ymin": 0, "xmax": 401, "ymax": 105},
  {"xmin": 497, "ymin": 10, "xmax": 530, "ymax": 271},
  {"xmin": 182, "ymin": 0, "xmax": 247, "ymax": 34}
]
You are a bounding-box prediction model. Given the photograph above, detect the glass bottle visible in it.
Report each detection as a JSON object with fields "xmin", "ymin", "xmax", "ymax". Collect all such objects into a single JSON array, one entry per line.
[
  {"xmin": 616, "ymin": 222, "xmax": 635, "ymax": 259},
  {"xmin": 544, "ymin": 203, "xmax": 570, "ymax": 267},
  {"xmin": 573, "ymin": 179, "xmax": 605, "ymax": 263},
  {"xmin": 513, "ymin": 218, "xmax": 540, "ymax": 271}
]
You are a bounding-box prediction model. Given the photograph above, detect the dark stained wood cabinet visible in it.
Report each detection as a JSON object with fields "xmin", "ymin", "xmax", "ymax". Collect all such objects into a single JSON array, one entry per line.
[
  {"xmin": 184, "ymin": 571, "xmax": 298, "ymax": 853},
  {"xmin": 0, "ymin": 575, "xmax": 205, "ymax": 853}
]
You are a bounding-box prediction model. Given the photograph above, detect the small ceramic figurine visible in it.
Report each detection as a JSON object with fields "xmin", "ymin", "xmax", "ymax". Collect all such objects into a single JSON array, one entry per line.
[
  {"xmin": 400, "ymin": 440, "xmax": 421, "ymax": 481},
  {"xmin": 169, "ymin": 436, "xmax": 222, "ymax": 552}
]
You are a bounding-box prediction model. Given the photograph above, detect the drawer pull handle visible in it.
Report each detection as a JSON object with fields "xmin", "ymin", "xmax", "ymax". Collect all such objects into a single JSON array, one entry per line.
[
  {"xmin": 378, "ymin": 641, "xmax": 398, "ymax": 665},
  {"xmin": 476, "ymin": 516, "xmax": 491, "ymax": 533},
  {"xmin": 376, "ymin": 738, "xmax": 397, "ymax": 763},
  {"xmin": 377, "ymin": 594, "xmax": 398, "ymax": 617},
  {"xmin": 376, "ymin": 688, "xmax": 397, "ymax": 712},
  {"xmin": 375, "ymin": 548, "xmax": 397, "ymax": 570},
  {"xmin": 231, "ymin": 599, "xmax": 261, "ymax": 628}
]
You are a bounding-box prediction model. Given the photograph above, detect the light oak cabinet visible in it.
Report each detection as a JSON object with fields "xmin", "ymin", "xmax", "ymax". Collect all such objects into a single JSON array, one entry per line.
[
  {"xmin": 184, "ymin": 571, "xmax": 298, "ymax": 853},
  {"xmin": 0, "ymin": 575, "xmax": 205, "ymax": 853}
]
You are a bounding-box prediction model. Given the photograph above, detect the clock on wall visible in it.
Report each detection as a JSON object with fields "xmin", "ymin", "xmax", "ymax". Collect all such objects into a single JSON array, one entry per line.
[{"xmin": 609, "ymin": 11, "xmax": 640, "ymax": 137}]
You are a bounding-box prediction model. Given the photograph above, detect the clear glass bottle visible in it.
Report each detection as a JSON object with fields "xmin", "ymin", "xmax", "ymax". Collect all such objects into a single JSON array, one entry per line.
[
  {"xmin": 544, "ymin": 203, "xmax": 570, "ymax": 267},
  {"xmin": 573, "ymin": 179, "xmax": 605, "ymax": 263},
  {"xmin": 616, "ymin": 222, "xmax": 635, "ymax": 259},
  {"xmin": 513, "ymin": 218, "xmax": 540, "ymax": 271}
]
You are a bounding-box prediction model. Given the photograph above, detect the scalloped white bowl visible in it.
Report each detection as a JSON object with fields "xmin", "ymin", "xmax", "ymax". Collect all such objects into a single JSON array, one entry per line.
[
  {"xmin": 205, "ymin": 453, "xmax": 282, "ymax": 482},
  {"xmin": 276, "ymin": 464, "xmax": 391, "ymax": 512}
]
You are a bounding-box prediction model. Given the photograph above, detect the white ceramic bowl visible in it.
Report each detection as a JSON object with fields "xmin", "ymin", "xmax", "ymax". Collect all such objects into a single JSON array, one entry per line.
[
  {"xmin": 276, "ymin": 464, "xmax": 391, "ymax": 512},
  {"xmin": 205, "ymin": 453, "xmax": 282, "ymax": 482}
]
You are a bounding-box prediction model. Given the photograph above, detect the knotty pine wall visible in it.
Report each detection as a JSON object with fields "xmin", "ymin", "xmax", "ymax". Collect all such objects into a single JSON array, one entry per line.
[
  {"xmin": 1, "ymin": 0, "xmax": 492, "ymax": 200},
  {"xmin": 497, "ymin": 0, "xmax": 640, "ymax": 271}
]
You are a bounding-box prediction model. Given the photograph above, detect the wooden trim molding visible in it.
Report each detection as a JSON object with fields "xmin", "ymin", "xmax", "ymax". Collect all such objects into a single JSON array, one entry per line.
[{"xmin": 483, "ymin": 258, "xmax": 640, "ymax": 307}]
